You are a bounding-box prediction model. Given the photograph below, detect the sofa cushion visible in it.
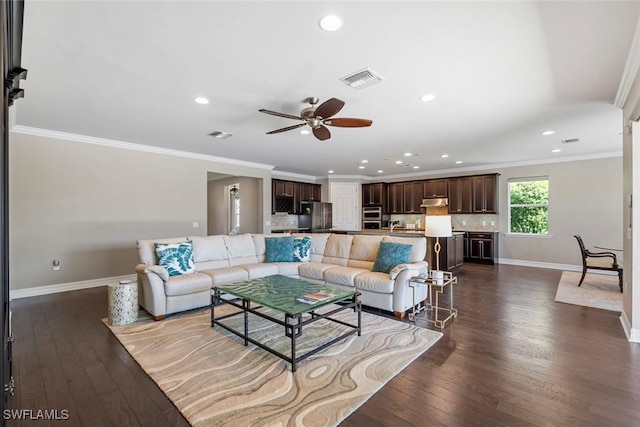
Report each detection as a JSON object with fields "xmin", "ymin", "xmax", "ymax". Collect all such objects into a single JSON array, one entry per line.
[
  {"xmin": 164, "ymin": 272, "xmax": 212, "ymax": 296},
  {"xmin": 224, "ymin": 234, "xmax": 259, "ymax": 266},
  {"xmin": 239, "ymin": 263, "xmax": 279, "ymax": 279},
  {"xmin": 354, "ymin": 271, "xmax": 396, "ymax": 294},
  {"xmin": 155, "ymin": 241, "xmax": 197, "ymax": 276},
  {"xmin": 265, "ymin": 236, "xmax": 295, "ymax": 262},
  {"xmin": 272, "ymin": 262, "xmax": 304, "ymax": 276},
  {"xmin": 293, "ymin": 237, "xmax": 312, "ymax": 262},
  {"xmin": 201, "ymin": 267, "xmax": 249, "ymax": 285},
  {"xmin": 189, "ymin": 235, "xmax": 229, "ymax": 263},
  {"xmin": 382, "ymin": 236, "xmax": 427, "ymax": 262},
  {"xmin": 138, "ymin": 237, "xmax": 187, "ymax": 265},
  {"xmin": 323, "ymin": 266, "xmax": 368, "ymax": 287},
  {"xmin": 350, "ymin": 235, "xmax": 383, "ymax": 262},
  {"xmin": 372, "ymin": 241, "xmax": 413, "ymax": 274},
  {"xmin": 298, "ymin": 262, "xmax": 339, "ymax": 281},
  {"xmin": 322, "ymin": 234, "xmax": 354, "ymax": 266}
]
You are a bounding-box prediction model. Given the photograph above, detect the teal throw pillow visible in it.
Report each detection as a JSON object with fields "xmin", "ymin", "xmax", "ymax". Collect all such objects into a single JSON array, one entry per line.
[
  {"xmin": 372, "ymin": 241, "xmax": 413, "ymax": 274},
  {"xmin": 265, "ymin": 237, "xmax": 295, "ymax": 262},
  {"xmin": 293, "ymin": 237, "xmax": 312, "ymax": 262},
  {"xmin": 154, "ymin": 241, "xmax": 197, "ymax": 277}
]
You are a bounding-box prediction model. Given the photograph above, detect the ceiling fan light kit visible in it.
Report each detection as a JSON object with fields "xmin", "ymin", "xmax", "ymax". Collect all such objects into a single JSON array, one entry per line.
[{"xmin": 259, "ymin": 97, "xmax": 372, "ymax": 141}]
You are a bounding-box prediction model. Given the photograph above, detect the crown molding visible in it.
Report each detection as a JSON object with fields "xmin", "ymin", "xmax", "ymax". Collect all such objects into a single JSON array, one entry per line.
[
  {"xmin": 615, "ymin": 15, "xmax": 640, "ymax": 109},
  {"xmin": 271, "ymin": 170, "xmax": 319, "ymax": 182},
  {"xmin": 10, "ymin": 125, "xmax": 275, "ymax": 171}
]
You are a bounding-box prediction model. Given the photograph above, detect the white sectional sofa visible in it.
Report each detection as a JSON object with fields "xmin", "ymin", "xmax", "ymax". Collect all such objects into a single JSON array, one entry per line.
[{"xmin": 135, "ymin": 232, "xmax": 428, "ymax": 320}]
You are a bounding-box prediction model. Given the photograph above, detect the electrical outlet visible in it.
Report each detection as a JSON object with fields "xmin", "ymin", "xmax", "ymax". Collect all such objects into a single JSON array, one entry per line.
[
  {"xmin": 52, "ymin": 259, "xmax": 60, "ymax": 271},
  {"xmin": 462, "ymin": 220, "xmax": 466, "ymax": 226},
  {"xmin": 491, "ymin": 221, "xmax": 495, "ymax": 226},
  {"xmin": 482, "ymin": 221, "xmax": 487, "ymax": 226},
  {"xmin": 192, "ymin": 221, "xmax": 199, "ymax": 228}
]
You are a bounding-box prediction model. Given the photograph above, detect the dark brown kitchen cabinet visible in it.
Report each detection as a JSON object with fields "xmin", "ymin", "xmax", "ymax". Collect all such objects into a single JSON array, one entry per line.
[
  {"xmin": 466, "ymin": 232, "xmax": 498, "ymax": 264},
  {"xmin": 402, "ymin": 181, "xmax": 423, "ymax": 213},
  {"xmin": 292, "ymin": 183, "xmax": 302, "ymax": 214},
  {"xmin": 423, "ymin": 179, "xmax": 448, "ymax": 198},
  {"xmin": 273, "ymin": 180, "xmax": 294, "ymax": 197},
  {"xmin": 301, "ymin": 183, "xmax": 321, "ymax": 202},
  {"xmin": 428, "ymin": 234, "xmax": 465, "ymax": 271},
  {"xmin": 362, "ymin": 183, "xmax": 385, "ymax": 206},
  {"xmin": 472, "ymin": 174, "xmax": 498, "ymax": 214},
  {"xmin": 387, "ymin": 183, "xmax": 404, "ymax": 214},
  {"xmin": 448, "ymin": 177, "xmax": 472, "ymax": 214}
]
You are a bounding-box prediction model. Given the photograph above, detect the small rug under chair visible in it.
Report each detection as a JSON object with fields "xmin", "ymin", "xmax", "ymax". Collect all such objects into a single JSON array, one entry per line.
[
  {"xmin": 555, "ymin": 271, "xmax": 622, "ymax": 312},
  {"xmin": 104, "ymin": 304, "xmax": 442, "ymax": 426}
]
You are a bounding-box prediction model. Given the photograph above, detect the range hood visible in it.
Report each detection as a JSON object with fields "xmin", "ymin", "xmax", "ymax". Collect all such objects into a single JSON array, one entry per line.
[{"xmin": 420, "ymin": 198, "xmax": 448, "ymax": 207}]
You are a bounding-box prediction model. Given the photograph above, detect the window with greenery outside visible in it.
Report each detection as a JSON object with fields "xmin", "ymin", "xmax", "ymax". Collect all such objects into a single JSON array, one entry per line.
[{"xmin": 508, "ymin": 179, "xmax": 549, "ymax": 234}]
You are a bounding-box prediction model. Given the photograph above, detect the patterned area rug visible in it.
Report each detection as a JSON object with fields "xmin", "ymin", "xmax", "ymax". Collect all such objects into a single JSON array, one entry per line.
[
  {"xmin": 555, "ymin": 271, "xmax": 622, "ymax": 312},
  {"xmin": 104, "ymin": 305, "xmax": 442, "ymax": 426}
]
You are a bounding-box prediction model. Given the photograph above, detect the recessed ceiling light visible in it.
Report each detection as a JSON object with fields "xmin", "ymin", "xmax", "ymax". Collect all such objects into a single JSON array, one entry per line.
[
  {"xmin": 208, "ymin": 131, "xmax": 232, "ymax": 139},
  {"xmin": 404, "ymin": 152, "xmax": 412, "ymax": 157},
  {"xmin": 328, "ymin": 170, "xmax": 334, "ymax": 174},
  {"xmin": 358, "ymin": 165, "xmax": 365, "ymax": 169},
  {"xmin": 412, "ymin": 165, "xmax": 419, "ymax": 169},
  {"xmin": 300, "ymin": 129, "xmax": 310, "ymax": 135},
  {"xmin": 395, "ymin": 160, "xmax": 403, "ymax": 164},
  {"xmin": 441, "ymin": 154, "xmax": 449, "ymax": 158},
  {"xmin": 194, "ymin": 97, "xmax": 209, "ymax": 105},
  {"xmin": 552, "ymin": 148, "xmax": 562, "ymax": 153},
  {"xmin": 420, "ymin": 94, "xmax": 437, "ymax": 102},
  {"xmin": 319, "ymin": 15, "xmax": 342, "ymax": 31},
  {"xmin": 377, "ymin": 170, "xmax": 384, "ymax": 173},
  {"xmin": 361, "ymin": 159, "xmax": 368, "ymax": 163},
  {"xmin": 456, "ymin": 160, "xmax": 463, "ymax": 164},
  {"xmin": 542, "ymin": 130, "xmax": 555, "ymax": 136}
]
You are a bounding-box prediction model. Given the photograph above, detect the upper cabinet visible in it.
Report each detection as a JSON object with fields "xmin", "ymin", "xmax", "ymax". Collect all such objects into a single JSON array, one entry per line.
[
  {"xmin": 362, "ymin": 183, "xmax": 385, "ymax": 206},
  {"xmin": 272, "ymin": 179, "xmax": 321, "ymax": 214},
  {"xmin": 301, "ymin": 183, "xmax": 321, "ymax": 202},
  {"xmin": 273, "ymin": 180, "xmax": 294, "ymax": 197},
  {"xmin": 386, "ymin": 183, "xmax": 404, "ymax": 214},
  {"xmin": 471, "ymin": 174, "xmax": 498, "ymax": 214},
  {"xmin": 448, "ymin": 177, "xmax": 472, "ymax": 214},
  {"xmin": 423, "ymin": 179, "xmax": 448, "ymax": 198},
  {"xmin": 402, "ymin": 181, "xmax": 423, "ymax": 213}
]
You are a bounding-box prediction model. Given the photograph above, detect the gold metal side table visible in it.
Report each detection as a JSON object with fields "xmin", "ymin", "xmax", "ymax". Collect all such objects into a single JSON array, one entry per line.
[{"xmin": 409, "ymin": 272, "xmax": 457, "ymax": 328}]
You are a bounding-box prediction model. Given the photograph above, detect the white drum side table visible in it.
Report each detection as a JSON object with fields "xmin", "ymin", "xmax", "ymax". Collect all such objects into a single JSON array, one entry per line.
[{"xmin": 108, "ymin": 280, "xmax": 138, "ymax": 326}]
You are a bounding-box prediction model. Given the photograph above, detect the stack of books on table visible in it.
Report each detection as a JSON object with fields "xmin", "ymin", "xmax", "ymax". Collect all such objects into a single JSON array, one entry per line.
[{"xmin": 296, "ymin": 292, "xmax": 332, "ymax": 304}]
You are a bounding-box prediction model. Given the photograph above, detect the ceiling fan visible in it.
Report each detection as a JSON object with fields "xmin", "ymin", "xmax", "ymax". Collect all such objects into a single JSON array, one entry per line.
[{"xmin": 259, "ymin": 97, "xmax": 372, "ymax": 141}]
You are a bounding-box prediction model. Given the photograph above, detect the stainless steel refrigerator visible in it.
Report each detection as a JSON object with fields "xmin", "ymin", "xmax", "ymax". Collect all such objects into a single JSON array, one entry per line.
[{"xmin": 298, "ymin": 201, "xmax": 332, "ymax": 232}]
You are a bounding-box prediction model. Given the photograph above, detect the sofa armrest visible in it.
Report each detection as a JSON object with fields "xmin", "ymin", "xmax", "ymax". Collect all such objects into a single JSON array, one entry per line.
[
  {"xmin": 390, "ymin": 261, "xmax": 429, "ymax": 313},
  {"xmin": 135, "ymin": 264, "xmax": 168, "ymax": 317},
  {"xmin": 389, "ymin": 261, "xmax": 428, "ymax": 280}
]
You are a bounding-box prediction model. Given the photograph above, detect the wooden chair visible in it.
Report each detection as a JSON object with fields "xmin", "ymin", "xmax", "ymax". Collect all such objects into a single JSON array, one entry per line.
[{"xmin": 574, "ymin": 235, "xmax": 623, "ymax": 293}]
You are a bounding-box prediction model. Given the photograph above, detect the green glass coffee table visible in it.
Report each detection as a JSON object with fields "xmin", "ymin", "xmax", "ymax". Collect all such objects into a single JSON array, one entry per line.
[{"xmin": 211, "ymin": 275, "xmax": 361, "ymax": 372}]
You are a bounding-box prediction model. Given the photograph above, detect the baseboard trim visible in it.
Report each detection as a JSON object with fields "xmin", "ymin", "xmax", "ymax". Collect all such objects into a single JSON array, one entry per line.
[
  {"xmin": 497, "ymin": 258, "xmax": 618, "ymax": 276},
  {"xmin": 619, "ymin": 311, "xmax": 640, "ymax": 343},
  {"xmin": 10, "ymin": 273, "xmax": 137, "ymax": 300}
]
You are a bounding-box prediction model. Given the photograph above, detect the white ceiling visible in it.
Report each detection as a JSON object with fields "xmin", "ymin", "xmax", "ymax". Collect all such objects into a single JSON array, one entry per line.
[{"xmin": 16, "ymin": 1, "xmax": 640, "ymax": 178}]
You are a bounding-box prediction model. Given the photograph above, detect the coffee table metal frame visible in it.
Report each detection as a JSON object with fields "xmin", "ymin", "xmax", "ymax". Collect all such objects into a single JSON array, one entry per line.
[{"xmin": 211, "ymin": 277, "xmax": 361, "ymax": 372}]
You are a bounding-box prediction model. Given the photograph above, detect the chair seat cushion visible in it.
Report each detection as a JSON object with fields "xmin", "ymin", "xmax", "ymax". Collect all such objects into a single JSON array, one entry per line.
[
  {"xmin": 164, "ymin": 272, "xmax": 212, "ymax": 296},
  {"xmin": 586, "ymin": 257, "xmax": 617, "ymax": 269}
]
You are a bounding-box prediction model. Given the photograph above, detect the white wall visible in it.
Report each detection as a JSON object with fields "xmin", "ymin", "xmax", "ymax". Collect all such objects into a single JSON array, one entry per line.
[{"xmin": 9, "ymin": 131, "xmax": 272, "ymax": 291}]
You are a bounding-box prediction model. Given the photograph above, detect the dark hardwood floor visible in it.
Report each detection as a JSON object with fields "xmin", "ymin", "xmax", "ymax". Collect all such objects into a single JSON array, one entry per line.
[{"xmin": 8, "ymin": 264, "xmax": 640, "ymax": 426}]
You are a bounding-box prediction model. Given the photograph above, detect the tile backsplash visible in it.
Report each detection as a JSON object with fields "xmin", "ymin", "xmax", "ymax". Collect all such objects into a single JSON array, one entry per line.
[
  {"xmin": 271, "ymin": 214, "xmax": 298, "ymax": 229},
  {"xmin": 390, "ymin": 212, "xmax": 499, "ymax": 232}
]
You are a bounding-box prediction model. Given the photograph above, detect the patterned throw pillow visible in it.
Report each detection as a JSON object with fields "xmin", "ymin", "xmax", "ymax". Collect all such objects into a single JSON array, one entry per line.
[
  {"xmin": 372, "ymin": 242, "xmax": 413, "ymax": 274},
  {"xmin": 265, "ymin": 237, "xmax": 295, "ymax": 262},
  {"xmin": 293, "ymin": 237, "xmax": 312, "ymax": 262},
  {"xmin": 154, "ymin": 241, "xmax": 197, "ymax": 277}
]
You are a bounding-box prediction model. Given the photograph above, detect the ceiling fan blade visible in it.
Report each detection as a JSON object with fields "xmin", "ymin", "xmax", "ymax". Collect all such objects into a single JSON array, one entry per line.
[
  {"xmin": 312, "ymin": 125, "xmax": 331, "ymax": 141},
  {"xmin": 314, "ymin": 98, "xmax": 345, "ymax": 119},
  {"xmin": 266, "ymin": 123, "xmax": 307, "ymax": 134},
  {"xmin": 324, "ymin": 118, "xmax": 373, "ymax": 128},
  {"xmin": 259, "ymin": 109, "xmax": 304, "ymax": 121}
]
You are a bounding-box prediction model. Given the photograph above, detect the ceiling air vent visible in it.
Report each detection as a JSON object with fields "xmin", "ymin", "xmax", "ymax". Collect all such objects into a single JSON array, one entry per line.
[
  {"xmin": 209, "ymin": 131, "xmax": 233, "ymax": 139},
  {"xmin": 339, "ymin": 67, "xmax": 384, "ymax": 89},
  {"xmin": 561, "ymin": 138, "xmax": 580, "ymax": 144}
]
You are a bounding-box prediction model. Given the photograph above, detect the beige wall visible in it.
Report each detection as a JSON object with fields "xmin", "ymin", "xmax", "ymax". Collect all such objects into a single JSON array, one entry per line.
[
  {"xmin": 207, "ymin": 176, "xmax": 261, "ymax": 235},
  {"xmin": 9, "ymin": 131, "xmax": 272, "ymax": 290}
]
